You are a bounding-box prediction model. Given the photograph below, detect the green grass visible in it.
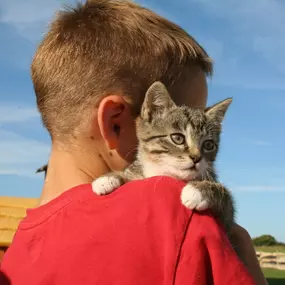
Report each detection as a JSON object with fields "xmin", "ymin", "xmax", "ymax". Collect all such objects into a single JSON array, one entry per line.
[
  {"xmin": 263, "ymin": 268, "xmax": 285, "ymax": 285},
  {"xmin": 255, "ymin": 246, "xmax": 285, "ymax": 253}
]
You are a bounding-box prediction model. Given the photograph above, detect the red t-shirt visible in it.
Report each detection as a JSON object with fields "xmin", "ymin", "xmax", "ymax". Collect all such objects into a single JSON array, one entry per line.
[{"xmin": 0, "ymin": 176, "xmax": 256, "ymax": 285}]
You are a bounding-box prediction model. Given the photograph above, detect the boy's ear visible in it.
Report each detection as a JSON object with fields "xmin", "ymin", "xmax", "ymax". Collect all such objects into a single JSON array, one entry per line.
[
  {"xmin": 205, "ymin": 97, "xmax": 232, "ymax": 124},
  {"xmin": 97, "ymin": 95, "xmax": 133, "ymax": 150},
  {"xmin": 141, "ymin": 81, "xmax": 176, "ymax": 121}
]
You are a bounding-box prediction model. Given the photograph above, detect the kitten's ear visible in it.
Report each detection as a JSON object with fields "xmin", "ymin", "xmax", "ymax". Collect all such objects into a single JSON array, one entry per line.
[
  {"xmin": 205, "ymin": 98, "xmax": 232, "ymax": 123},
  {"xmin": 141, "ymin": 81, "xmax": 176, "ymax": 121}
]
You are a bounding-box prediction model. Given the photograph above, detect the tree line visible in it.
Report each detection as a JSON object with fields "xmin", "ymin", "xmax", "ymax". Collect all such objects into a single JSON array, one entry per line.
[{"xmin": 253, "ymin": 235, "xmax": 285, "ymax": 247}]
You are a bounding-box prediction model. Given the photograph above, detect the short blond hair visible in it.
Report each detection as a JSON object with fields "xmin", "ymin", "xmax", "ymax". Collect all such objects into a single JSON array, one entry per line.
[{"xmin": 31, "ymin": 0, "xmax": 212, "ymax": 138}]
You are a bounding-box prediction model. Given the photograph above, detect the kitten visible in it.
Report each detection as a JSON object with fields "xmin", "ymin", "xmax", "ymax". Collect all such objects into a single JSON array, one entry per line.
[{"xmin": 92, "ymin": 81, "xmax": 235, "ymax": 234}]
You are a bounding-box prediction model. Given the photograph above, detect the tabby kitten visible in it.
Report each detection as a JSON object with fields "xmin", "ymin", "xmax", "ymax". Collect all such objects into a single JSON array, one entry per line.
[{"xmin": 92, "ymin": 81, "xmax": 235, "ymax": 233}]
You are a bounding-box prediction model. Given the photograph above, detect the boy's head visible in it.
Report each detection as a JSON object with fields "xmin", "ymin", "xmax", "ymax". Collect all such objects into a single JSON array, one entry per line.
[{"xmin": 32, "ymin": 0, "xmax": 212, "ymax": 172}]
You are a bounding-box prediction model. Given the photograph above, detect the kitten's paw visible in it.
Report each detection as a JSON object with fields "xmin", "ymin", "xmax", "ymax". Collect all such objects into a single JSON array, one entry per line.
[
  {"xmin": 92, "ymin": 176, "xmax": 122, "ymax": 195},
  {"xmin": 181, "ymin": 184, "xmax": 209, "ymax": 211}
]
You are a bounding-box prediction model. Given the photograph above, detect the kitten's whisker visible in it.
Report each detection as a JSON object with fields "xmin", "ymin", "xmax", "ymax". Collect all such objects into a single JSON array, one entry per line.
[
  {"xmin": 202, "ymin": 171, "xmax": 206, "ymax": 181},
  {"xmin": 205, "ymin": 167, "xmax": 216, "ymax": 182}
]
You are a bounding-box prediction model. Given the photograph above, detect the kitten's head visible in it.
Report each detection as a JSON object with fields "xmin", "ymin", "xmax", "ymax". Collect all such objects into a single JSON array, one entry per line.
[{"xmin": 136, "ymin": 81, "xmax": 232, "ymax": 182}]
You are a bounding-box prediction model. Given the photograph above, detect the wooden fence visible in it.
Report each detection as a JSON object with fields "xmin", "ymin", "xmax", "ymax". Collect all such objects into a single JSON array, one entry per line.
[{"xmin": 256, "ymin": 251, "xmax": 285, "ymax": 270}]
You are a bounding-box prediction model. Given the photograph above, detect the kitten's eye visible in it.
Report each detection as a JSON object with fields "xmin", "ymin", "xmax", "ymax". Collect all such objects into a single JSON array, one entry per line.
[
  {"xmin": 170, "ymin": 133, "xmax": 185, "ymax": 145},
  {"xmin": 202, "ymin": 139, "xmax": 215, "ymax": 151}
]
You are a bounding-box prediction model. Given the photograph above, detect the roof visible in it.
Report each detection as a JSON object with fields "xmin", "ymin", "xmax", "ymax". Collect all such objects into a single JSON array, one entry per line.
[{"xmin": 0, "ymin": 196, "xmax": 38, "ymax": 247}]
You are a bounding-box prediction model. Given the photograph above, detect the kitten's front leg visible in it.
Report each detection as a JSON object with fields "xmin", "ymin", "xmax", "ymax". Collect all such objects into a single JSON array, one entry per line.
[
  {"xmin": 92, "ymin": 161, "xmax": 144, "ymax": 196},
  {"xmin": 92, "ymin": 172, "xmax": 128, "ymax": 195},
  {"xmin": 181, "ymin": 181, "xmax": 235, "ymax": 232}
]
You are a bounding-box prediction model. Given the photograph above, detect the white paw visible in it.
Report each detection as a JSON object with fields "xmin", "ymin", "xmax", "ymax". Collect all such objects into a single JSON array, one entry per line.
[
  {"xmin": 181, "ymin": 184, "xmax": 209, "ymax": 211},
  {"xmin": 92, "ymin": 176, "xmax": 122, "ymax": 195}
]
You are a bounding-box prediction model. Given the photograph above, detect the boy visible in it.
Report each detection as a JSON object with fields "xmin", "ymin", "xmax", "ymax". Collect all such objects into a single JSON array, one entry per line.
[{"xmin": 1, "ymin": 1, "xmax": 266, "ymax": 284}]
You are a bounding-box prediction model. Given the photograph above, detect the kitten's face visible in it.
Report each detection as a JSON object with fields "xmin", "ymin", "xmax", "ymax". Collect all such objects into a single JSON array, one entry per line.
[{"xmin": 136, "ymin": 82, "xmax": 232, "ymax": 182}]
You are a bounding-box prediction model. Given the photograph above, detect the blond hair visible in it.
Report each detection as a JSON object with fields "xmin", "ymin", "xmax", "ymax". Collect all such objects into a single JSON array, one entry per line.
[{"xmin": 31, "ymin": 0, "xmax": 212, "ymax": 138}]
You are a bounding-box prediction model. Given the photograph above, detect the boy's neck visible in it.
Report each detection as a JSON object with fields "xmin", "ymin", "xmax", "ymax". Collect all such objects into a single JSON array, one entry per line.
[{"xmin": 39, "ymin": 144, "xmax": 110, "ymax": 206}]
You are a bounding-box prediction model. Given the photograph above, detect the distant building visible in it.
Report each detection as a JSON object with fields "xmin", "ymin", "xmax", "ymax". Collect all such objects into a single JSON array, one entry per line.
[
  {"xmin": 0, "ymin": 196, "xmax": 38, "ymax": 261},
  {"xmin": 0, "ymin": 165, "xmax": 46, "ymax": 260}
]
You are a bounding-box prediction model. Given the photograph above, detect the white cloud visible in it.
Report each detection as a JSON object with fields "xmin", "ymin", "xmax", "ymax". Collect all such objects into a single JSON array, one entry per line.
[
  {"xmin": 0, "ymin": 129, "xmax": 49, "ymax": 177},
  {"xmin": 0, "ymin": 103, "xmax": 48, "ymax": 177},
  {"xmin": 1, "ymin": 1, "xmax": 59, "ymax": 24},
  {"xmin": 0, "ymin": 0, "xmax": 73, "ymax": 42},
  {"xmin": 0, "ymin": 104, "xmax": 39, "ymax": 123},
  {"xmin": 191, "ymin": 0, "xmax": 285, "ymax": 73},
  {"xmin": 254, "ymin": 140, "xmax": 271, "ymax": 146},
  {"xmin": 0, "ymin": 102, "xmax": 50, "ymax": 178}
]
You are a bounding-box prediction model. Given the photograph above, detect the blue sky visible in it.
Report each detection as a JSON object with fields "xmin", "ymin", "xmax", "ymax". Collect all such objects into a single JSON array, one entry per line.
[{"xmin": 0, "ymin": 0, "xmax": 284, "ymax": 242}]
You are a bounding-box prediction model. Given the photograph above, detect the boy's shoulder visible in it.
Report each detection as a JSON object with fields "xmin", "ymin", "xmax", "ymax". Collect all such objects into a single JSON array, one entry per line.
[
  {"xmin": 88, "ymin": 176, "xmax": 191, "ymax": 219},
  {"xmin": 117, "ymin": 176, "xmax": 187, "ymax": 203},
  {"xmin": 20, "ymin": 176, "xmax": 190, "ymax": 230},
  {"xmin": 124, "ymin": 176, "xmax": 185, "ymax": 193},
  {"xmin": 67, "ymin": 177, "xmax": 194, "ymax": 241}
]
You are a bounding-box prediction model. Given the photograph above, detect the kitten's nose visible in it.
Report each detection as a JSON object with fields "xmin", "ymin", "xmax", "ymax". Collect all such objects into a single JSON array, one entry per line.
[
  {"xmin": 189, "ymin": 148, "xmax": 201, "ymax": 163},
  {"xmin": 190, "ymin": 154, "xmax": 201, "ymax": 164}
]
